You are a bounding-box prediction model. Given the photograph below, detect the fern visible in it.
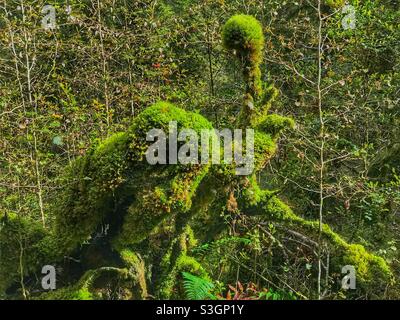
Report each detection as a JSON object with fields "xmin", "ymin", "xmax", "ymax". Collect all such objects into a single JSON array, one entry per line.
[
  {"xmin": 182, "ymin": 272, "xmax": 215, "ymax": 300},
  {"xmin": 192, "ymin": 236, "xmax": 251, "ymax": 256}
]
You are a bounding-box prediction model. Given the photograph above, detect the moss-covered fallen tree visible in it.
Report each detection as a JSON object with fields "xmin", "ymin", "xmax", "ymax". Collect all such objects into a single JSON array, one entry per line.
[{"xmin": 0, "ymin": 15, "xmax": 392, "ymax": 300}]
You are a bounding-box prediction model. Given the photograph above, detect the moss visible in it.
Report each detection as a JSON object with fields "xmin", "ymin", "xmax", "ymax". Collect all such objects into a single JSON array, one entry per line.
[
  {"xmin": 54, "ymin": 101, "xmax": 213, "ymax": 253},
  {"xmin": 157, "ymin": 225, "xmax": 208, "ymax": 299},
  {"xmin": 263, "ymin": 196, "xmax": 297, "ymax": 220},
  {"xmin": 222, "ymin": 15, "xmax": 265, "ymax": 97},
  {"xmin": 39, "ymin": 286, "xmax": 94, "ymax": 300},
  {"xmin": 303, "ymin": 228, "xmax": 390, "ymax": 289},
  {"xmin": 72, "ymin": 288, "xmax": 93, "ymax": 300},
  {"xmin": 119, "ymin": 249, "xmax": 148, "ymax": 298},
  {"xmin": 53, "ymin": 131, "xmax": 131, "ymax": 254},
  {"xmin": 260, "ymin": 82, "xmax": 279, "ymax": 113},
  {"xmin": 255, "ymin": 114, "xmax": 295, "ymax": 138},
  {"xmin": 0, "ymin": 213, "xmax": 59, "ymax": 297},
  {"xmin": 128, "ymin": 101, "xmax": 213, "ymax": 161},
  {"xmin": 238, "ymin": 174, "xmax": 392, "ymax": 291},
  {"xmin": 38, "ymin": 269, "xmax": 98, "ymax": 300},
  {"xmin": 253, "ymin": 131, "xmax": 277, "ymax": 171},
  {"xmin": 341, "ymin": 244, "xmax": 392, "ymax": 285},
  {"xmin": 39, "ymin": 267, "xmax": 137, "ymax": 300},
  {"xmin": 114, "ymin": 167, "xmax": 208, "ymax": 246},
  {"xmin": 175, "ymin": 255, "xmax": 209, "ymax": 279},
  {"xmin": 290, "ymin": 216, "xmax": 392, "ymax": 287},
  {"xmin": 158, "ymin": 253, "xmax": 209, "ymax": 299},
  {"xmin": 180, "ymin": 225, "xmax": 198, "ymax": 252},
  {"xmin": 241, "ymin": 175, "xmax": 275, "ymax": 207},
  {"xmin": 326, "ymin": 0, "xmax": 346, "ymax": 9},
  {"xmin": 222, "ymin": 14, "xmax": 264, "ymax": 62},
  {"xmin": 114, "ymin": 102, "xmax": 213, "ymax": 247}
]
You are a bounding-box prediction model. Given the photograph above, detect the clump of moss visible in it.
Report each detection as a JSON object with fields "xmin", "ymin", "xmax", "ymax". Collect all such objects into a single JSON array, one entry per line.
[
  {"xmin": 128, "ymin": 101, "xmax": 213, "ymax": 161},
  {"xmin": 53, "ymin": 131, "xmax": 131, "ymax": 254},
  {"xmin": 0, "ymin": 213, "xmax": 59, "ymax": 297},
  {"xmin": 39, "ymin": 286, "xmax": 94, "ymax": 300},
  {"xmin": 326, "ymin": 0, "xmax": 346, "ymax": 9},
  {"xmin": 255, "ymin": 114, "xmax": 295, "ymax": 138},
  {"xmin": 341, "ymin": 244, "xmax": 392, "ymax": 286},
  {"xmin": 114, "ymin": 102, "xmax": 213, "ymax": 247},
  {"xmin": 222, "ymin": 14, "xmax": 264, "ymax": 62},
  {"xmin": 252, "ymin": 131, "xmax": 277, "ymax": 171},
  {"xmin": 260, "ymin": 82, "xmax": 279, "ymax": 113},
  {"xmin": 222, "ymin": 14, "xmax": 265, "ymax": 98},
  {"xmin": 119, "ymin": 249, "xmax": 148, "ymax": 298},
  {"xmin": 39, "ymin": 267, "xmax": 137, "ymax": 300},
  {"xmin": 157, "ymin": 226, "xmax": 209, "ymax": 299},
  {"xmin": 55, "ymin": 101, "xmax": 213, "ymax": 252}
]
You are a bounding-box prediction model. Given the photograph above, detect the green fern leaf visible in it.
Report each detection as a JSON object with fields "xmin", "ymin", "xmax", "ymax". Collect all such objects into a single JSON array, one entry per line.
[{"xmin": 182, "ymin": 272, "xmax": 215, "ymax": 300}]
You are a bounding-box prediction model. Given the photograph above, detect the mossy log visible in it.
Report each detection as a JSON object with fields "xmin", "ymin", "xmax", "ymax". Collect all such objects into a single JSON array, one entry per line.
[{"xmin": 0, "ymin": 15, "xmax": 392, "ymax": 300}]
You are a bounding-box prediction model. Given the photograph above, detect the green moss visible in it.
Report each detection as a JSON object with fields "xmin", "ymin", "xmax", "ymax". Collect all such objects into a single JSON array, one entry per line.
[
  {"xmin": 289, "ymin": 216, "xmax": 392, "ymax": 287},
  {"xmin": 114, "ymin": 102, "xmax": 213, "ymax": 246},
  {"xmin": 54, "ymin": 101, "xmax": 213, "ymax": 253},
  {"xmin": 0, "ymin": 213, "xmax": 58, "ymax": 297},
  {"xmin": 40, "ymin": 286, "xmax": 93, "ymax": 300},
  {"xmin": 342, "ymin": 244, "xmax": 392, "ymax": 284},
  {"xmin": 72, "ymin": 288, "xmax": 93, "ymax": 300},
  {"xmin": 128, "ymin": 101, "xmax": 213, "ymax": 161},
  {"xmin": 222, "ymin": 14, "xmax": 264, "ymax": 61},
  {"xmin": 38, "ymin": 270, "xmax": 97, "ymax": 300},
  {"xmin": 113, "ymin": 188, "xmax": 170, "ymax": 246},
  {"xmin": 158, "ymin": 253, "xmax": 209, "ymax": 299},
  {"xmin": 260, "ymin": 82, "xmax": 279, "ymax": 113},
  {"xmin": 53, "ymin": 132, "xmax": 131, "ymax": 254},
  {"xmin": 119, "ymin": 249, "xmax": 148, "ymax": 298},
  {"xmin": 39, "ymin": 267, "xmax": 137, "ymax": 300},
  {"xmin": 242, "ymin": 175, "xmax": 275, "ymax": 206},
  {"xmin": 175, "ymin": 255, "xmax": 208, "ymax": 278},
  {"xmin": 255, "ymin": 114, "xmax": 295, "ymax": 138},
  {"xmin": 239, "ymin": 178, "xmax": 392, "ymax": 291},
  {"xmin": 326, "ymin": 0, "xmax": 346, "ymax": 8},
  {"xmin": 222, "ymin": 15, "xmax": 265, "ymax": 97},
  {"xmin": 180, "ymin": 225, "xmax": 198, "ymax": 252},
  {"xmin": 114, "ymin": 167, "xmax": 207, "ymax": 246},
  {"xmin": 263, "ymin": 196, "xmax": 297, "ymax": 220},
  {"xmin": 156, "ymin": 225, "xmax": 208, "ymax": 299},
  {"xmin": 253, "ymin": 131, "xmax": 277, "ymax": 170}
]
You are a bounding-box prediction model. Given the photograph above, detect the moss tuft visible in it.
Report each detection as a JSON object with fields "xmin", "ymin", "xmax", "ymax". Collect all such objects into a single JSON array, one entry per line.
[
  {"xmin": 342, "ymin": 244, "xmax": 392, "ymax": 285},
  {"xmin": 325, "ymin": 0, "xmax": 346, "ymax": 9},
  {"xmin": 222, "ymin": 14, "xmax": 264, "ymax": 59},
  {"xmin": 255, "ymin": 114, "xmax": 295, "ymax": 138},
  {"xmin": 115, "ymin": 102, "xmax": 213, "ymax": 246},
  {"xmin": 222, "ymin": 15, "xmax": 265, "ymax": 97}
]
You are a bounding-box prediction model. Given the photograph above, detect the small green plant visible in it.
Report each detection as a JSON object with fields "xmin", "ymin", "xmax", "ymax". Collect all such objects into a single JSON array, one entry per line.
[
  {"xmin": 192, "ymin": 236, "xmax": 251, "ymax": 255},
  {"xmin": 182, "ymin": 272, "xmax": 215, "ymax": 300}
]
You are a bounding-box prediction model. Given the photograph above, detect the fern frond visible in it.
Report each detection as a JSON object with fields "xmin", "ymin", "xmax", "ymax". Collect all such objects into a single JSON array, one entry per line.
[{"xmin": 182, "ymin": 272, "xmax": 215, "ymax": 300}]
